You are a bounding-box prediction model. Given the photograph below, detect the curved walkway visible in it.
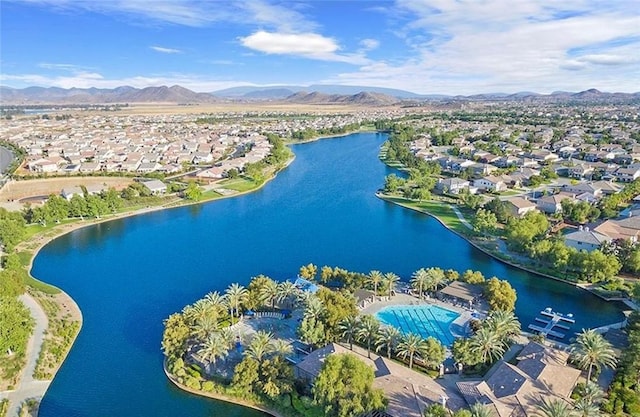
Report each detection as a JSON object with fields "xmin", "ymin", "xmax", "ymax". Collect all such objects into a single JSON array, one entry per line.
[{"xmin": 0, "ymin": 294, "xmax": 51, "ymax": 416}]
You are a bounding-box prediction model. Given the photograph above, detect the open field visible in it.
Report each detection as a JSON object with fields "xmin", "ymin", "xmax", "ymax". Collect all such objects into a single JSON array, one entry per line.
[{"xmin": 0, "ymin": 177, "xmax": 134, "ymax": 202}]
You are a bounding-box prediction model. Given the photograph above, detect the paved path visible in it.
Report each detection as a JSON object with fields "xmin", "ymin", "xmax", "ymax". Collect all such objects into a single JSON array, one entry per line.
[
  {"xmin": 0, "ymin": 294, "xmax": 51, "ymax": 416},
  {"xmin": 450, "ymin": 206, "xmax": 472, "ymax": 229}
]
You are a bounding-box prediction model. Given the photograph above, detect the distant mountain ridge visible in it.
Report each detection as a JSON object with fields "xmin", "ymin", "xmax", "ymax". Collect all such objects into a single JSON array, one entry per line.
[
  {"xmin": 0, "ymin": 85, "xmax": 219, "ymax": 104},
  {"xmin": 1, "ymin": 85, "xmax": 638, "ymax": 105}
]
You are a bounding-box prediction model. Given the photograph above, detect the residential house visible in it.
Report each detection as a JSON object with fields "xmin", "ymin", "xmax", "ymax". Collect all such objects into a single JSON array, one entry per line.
[
  {"xmin": 473, "ymin": 175, "xmax": 508, "ymax": 192},
  {"xmin": 615, "ymin": 166, "xmax": 640, "ymax": 183},
  {"xmin": 568, "ymin": 163, "xmax": 594, "ymax": 179},
  {"xmin": 563, "ymin": 227, "xmax": 612, "ymax": 252},
  {"xmin": 436, "ymin": 178, "xmax": 473, "ymax": 195},
  {"xmin": 594, "ymin": 216, "xmax": 640, "ymax": 241},
  {"xmin": 141, "ymin": 180, "xmax": 167, "ymax": 195},
  {"xmin": 456, "ymin": 341, "xmax": 581, "ymax": 417},
  {"xmin": 295, "ymin": 343, "xmax": 462, "ymax": 417},
  {"xmin": 61, "ymin": 186, "xmax": 84, "ymax": 201},
  {"xmin": 536, "ymin": 193, "xmax": 575, "ymax": 214},
  {"xmin": 505, "ymin": 197, "xmax": 538, "ymax": 218}
]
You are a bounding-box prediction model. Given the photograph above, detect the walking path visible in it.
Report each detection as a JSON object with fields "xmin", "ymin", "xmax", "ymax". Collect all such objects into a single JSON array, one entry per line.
[
  {"xmin": 450, "ymin": 206, "xmax": 472, "ymax": 229},
  {"xmin": 0, "ymin": 294, "xmax": 51, "ymax": 416}
]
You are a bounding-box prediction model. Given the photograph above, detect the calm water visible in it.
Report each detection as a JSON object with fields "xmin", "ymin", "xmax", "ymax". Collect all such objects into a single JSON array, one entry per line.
[{"xmin": 34, "ymin": 132, "xmax": 623, "ymax": 417}]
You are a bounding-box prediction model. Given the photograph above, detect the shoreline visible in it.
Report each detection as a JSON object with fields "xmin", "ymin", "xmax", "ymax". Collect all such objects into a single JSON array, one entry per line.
[
  {"xmin": 15, "ymin": 152, "xmax": 297, "ymax": 413},
  {"xmin": 376, "ymin": 192, "xmax": 635, "ymax": 312},
  {"xmin": 163, "ymin": 361, "xmax": 285, "ymax": 417}
]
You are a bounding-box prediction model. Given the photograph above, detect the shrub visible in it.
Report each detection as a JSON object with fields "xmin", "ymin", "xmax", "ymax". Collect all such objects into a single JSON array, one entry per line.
[{"xmin": 202, "ymin": 381, "xmax": 215, "ymax": 392}]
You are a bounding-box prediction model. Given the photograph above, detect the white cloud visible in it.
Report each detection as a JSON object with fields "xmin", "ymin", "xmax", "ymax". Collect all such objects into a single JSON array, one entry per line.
[
  {"xmin": 329, "ymin": 0, "xmax": 640, "ymax": 94},
  {"xmin": 150, "ymin": 46, "xmax": 182, "ymax": 54},
  {"xmin": 240, "ymin": 30, "xmax": 370, "ymax": 65},
  {"xmin": 359, "ymin": 39, "xmax": 380, "ymax": 51},
  {"xmin": 241, "ymin": 31, "xmax": 338, "ymax": 55}
]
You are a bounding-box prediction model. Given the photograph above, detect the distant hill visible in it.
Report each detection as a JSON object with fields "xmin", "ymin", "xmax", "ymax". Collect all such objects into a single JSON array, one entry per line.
[
  {"xmin": 1, "ymin": 85, "xmax": 638, "ymax": 105},
  {"xmin": 284, "ymin": 91, "xmax": 400, "ymax": 106},
  {"xmin": 213, "ymin": 84, "xmax": 422, "ymax": 99},
  {"xmin": 0, "ymin": 85, "xmax": 220, "ymax": 104}
]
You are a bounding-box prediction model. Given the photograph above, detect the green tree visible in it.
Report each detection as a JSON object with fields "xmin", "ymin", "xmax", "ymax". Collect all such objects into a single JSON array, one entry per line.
[
  {"xmin": 245, "ymin": 330, "xmax": 273, "ymax": 363},
  {"xmin": 470, "ymin": 403, "xmax": 495, "ymax": 417},
  {"xmin": 569, "ymin": 329, "xmax": 617, "ymax": 381},
  {"xmin": 184, "ymin": 181, "xmax": 203, "ymax": 201},
  {"xmin": 411, "ymin": 268, "xmax": 430, "ymax": 299},
  {"xmin": 0, "ymin": 296, "xmax": 34, "ymax": 356},
  {"xmin": 313, "ymin": 353, "xmax": 386, "ymax": 417},
  {"xmin": 161, "ymin": 313, "xmax": 190, "ymax": 360},
  {"xmin": 299, "ymin": 263, "xmax": 318, "ymax": 280},
  {"xmin": 484, "ymin": 277, "xmax": 517, "ymax": 312},
  {"xmin": 318, "ymin": 288, "xmax": 358, "ymax": 342},
  {"xmin": 472, "ymin": 208, "xmax": 498, "ymax": 235},
  {"xmin": 231, "ymin": 356, "xmax": 260, "ymax": 395},
  {"xmin": 504, "ymin": 211, "xmax": 549, "ymax": 253}
]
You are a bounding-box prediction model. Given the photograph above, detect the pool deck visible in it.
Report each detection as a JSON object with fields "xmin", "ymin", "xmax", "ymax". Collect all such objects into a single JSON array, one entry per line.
[{"xmin": 360, "ymin": 292, "xmax": 482, "ymax": 339}]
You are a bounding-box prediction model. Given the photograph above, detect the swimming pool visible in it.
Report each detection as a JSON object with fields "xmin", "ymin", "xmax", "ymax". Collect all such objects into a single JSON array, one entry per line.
[{"xmin": 375, "ymin": 304, "xmax": 460, "ymax": 347}]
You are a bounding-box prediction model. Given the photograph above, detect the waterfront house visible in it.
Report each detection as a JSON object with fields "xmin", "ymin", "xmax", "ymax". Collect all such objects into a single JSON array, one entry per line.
[
  {"xmin": 142, "ymin": 180, "xmax": 167, "ymax": 195},
  {"xmin": 563, "ymin": 227, "xmax": 611, "ymax": 252},
  {"xmin": 436, "ymin": 178, "xmax": 473, "ymax": 195},
  {"xmin": 294, "ymin": 343, "xmax": 462, "ymax": 417},
  {"xmin": 456, "ymin": 341, "xmax": 580, "ymax": 417}
]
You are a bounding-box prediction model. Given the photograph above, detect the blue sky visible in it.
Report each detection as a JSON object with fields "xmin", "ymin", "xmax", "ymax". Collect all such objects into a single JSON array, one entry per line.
[{"xmin": 1, "ymin": 0, "xmax": 639, "ymax": 94}]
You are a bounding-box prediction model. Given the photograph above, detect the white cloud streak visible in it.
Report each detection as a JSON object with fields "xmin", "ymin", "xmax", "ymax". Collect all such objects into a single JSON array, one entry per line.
[{"xmin": 150, "ymin": 46, "xmax": 182, "ymax": 54}]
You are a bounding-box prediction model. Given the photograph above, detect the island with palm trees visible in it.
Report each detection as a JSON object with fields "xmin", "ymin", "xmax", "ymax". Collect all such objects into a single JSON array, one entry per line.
[{"xmin": 162, "ymin": 264, "xmax": 624, "ymax": 417}]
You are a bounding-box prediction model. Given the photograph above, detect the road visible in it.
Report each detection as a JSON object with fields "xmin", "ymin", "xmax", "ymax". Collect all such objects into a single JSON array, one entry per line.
[
  {"xmin": 0, "ymin": 294, "xmax": 51, "ymax": 417},
  {"xmin": 0, "ymin": 146, "xmax": 15, "ymax": 174}
]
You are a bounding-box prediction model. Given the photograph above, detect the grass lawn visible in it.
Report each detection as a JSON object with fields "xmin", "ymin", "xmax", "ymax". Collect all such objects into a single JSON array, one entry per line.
[
  {"xmin": 381, "ymin": 195, "xmax": 471, "ymax": 235},
  {"xmin": 218, "ymin": 177, "xmax": 260, "ymax": 192}
]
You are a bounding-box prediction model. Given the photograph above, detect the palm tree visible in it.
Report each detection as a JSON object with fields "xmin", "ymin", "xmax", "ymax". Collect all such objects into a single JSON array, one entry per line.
[
  {"xmin": 536, "ymin": 398, "xmax": 576, "ymax": 417},
  {"xmin": 424, "ymin": 267, "xmax": 446, "ymax": 293},
  {"xmin": 198, "ymin": 333, "xmax": 229, "ymax": 370},
  {"xmin": 397, "ymin": 333, "xmax": 424, "ymax": 369},
  {"xmin": 569, "ymin": 329, "xmax": 617, "ymax": 381},
  {"xmin": 204, "ymin": 291, "xmax": 226, "ymax": 315},
  {"xmin": 376, "ymin": 326, "xmax": 401, "ymax": 359},
  {"xmin": 573, "ymin": 400, "xmax": 601, "ymax": 417},
  {"xmin": 303, "ymin": 295, "xmax": 325, "ymax": 321},
  {"xmin": 260, "ymin": 278, "xmax": 279, "ymax": 309},
  {"xmin": 219, "ymin": 327, "xmax": 237, "ymax": 349},
  {"xmin": 367, "ymin": 270, "xmax": 384, "ymax": 297},
  {"xmin": 338, "ymin": 316, "xmax": 360, "ymax": 350},
  {"xmin": 357, "ymin": 315, "xmax": 380, "ymax": 358},
  {"xmin": 384, "ymin": 272, "xmax": 400, "ymax": 299},
  {"xmin": 484, "ymin": 310, "xmax": 521, "ymax": 342},
  {"xmin": 270, "ymin": 339, "xmax": 293, "ymax": 358},
  {"xmin": 470, "ymin": 403, "xmax": 494, "ymax": 417},
  {"xmin": 192, "ymin": 315, "xmax": 219, "ymax": 341},
  {"xmin": 225, "ymin": 283, "xmax": 247, "ymax": 319},
  {"xmin": 245, "ymin": 330, "xmax": 273, "ymax": 362},
  {"xmin": 470, "ymin": 327, "xmax": 506, "ymax": 364},
  {"xmin": 276, "ymin": 280, "xmax": 299, "ymax": 309},
  {"xmin": 411, "ymin": 268, "xmax": 429, "ymax": 299}
]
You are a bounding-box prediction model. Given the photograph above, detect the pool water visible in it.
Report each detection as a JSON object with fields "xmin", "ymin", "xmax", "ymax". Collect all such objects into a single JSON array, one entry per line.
[{"xmin": 375, "ymin": 305, "xmax": 460, "ymax": 347}]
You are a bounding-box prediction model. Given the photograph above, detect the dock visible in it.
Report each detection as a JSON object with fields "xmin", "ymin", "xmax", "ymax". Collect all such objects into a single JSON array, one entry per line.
[{"xmin": 527, "ymin": 308, "xmax": 574, "ymax": 339}]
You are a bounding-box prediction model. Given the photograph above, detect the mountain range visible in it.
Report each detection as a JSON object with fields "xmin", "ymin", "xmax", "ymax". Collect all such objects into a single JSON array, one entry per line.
[{"xmin": 1, "ymin": 85, "xmax": 638, "ymax": 105}]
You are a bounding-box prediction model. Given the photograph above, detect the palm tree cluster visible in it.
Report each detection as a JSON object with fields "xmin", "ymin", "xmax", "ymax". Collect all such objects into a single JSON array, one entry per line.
[
  {"xmin": 453, "ymin": 310, "xmax": 521, "ymax": 369},
  {"xmin": 179, "ymin": 278, "xmax": 302, "ymax": 371},
  {"xmin": 338, "ymin": 315, "xmax": 446, "ymax": 369},
  {"xmin": 536, "ymin": 382, "xmax": 605, "ymax": 417},
  {"xmin": 410, "ymin": 267, "xmax": 446, "ymax": 299},
  {"xmin": 366, "ymin": 270, "xmax": 400, "ymax": 298}
]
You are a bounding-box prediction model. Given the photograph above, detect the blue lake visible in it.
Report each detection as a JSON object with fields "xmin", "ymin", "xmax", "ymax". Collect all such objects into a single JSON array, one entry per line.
[{"xmin": 33, "ymin": 132, "xmax": 623, "ymax": 417}]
